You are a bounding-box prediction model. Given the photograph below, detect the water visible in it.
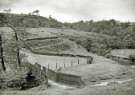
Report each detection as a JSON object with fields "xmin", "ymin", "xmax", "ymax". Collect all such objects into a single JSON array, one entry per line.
[{"xmin": 92, "ymin": 79, "xmax": 133, "ymax": 87}]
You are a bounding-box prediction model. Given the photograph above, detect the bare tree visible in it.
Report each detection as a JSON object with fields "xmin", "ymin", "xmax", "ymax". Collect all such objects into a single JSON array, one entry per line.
[
  {"xmin": 8, "ymin": 25, "xmax": 21, "ymax": 65},
  {"xmin": 0, "ymin": 35, "xmax": 6, "ymax": 71}
]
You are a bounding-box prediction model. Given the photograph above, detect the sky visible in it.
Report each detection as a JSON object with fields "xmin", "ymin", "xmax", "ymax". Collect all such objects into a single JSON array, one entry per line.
[{"xmin": 0, "ymin": 0, "xmax": 135, "ymax": 22}]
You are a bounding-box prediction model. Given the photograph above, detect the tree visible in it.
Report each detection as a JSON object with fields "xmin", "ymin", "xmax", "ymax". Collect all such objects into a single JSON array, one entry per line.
[
  {"xmin": 32, "ymin": 10, "xmax": 40, "ymax": 15},
  {"xmin": 9, "ymin": 26, "xmax": 21, "ymax": 65},
  {"xmin": 3, "ymin": 9, "xmax": 11, "ymax": 13},
  {"xmin": 0, "ymin": 35, "xmax": 6, "ymax": 71},
  {"xmin": 85, "ymin": 39, "xmax": 92, "ymax": 52}
]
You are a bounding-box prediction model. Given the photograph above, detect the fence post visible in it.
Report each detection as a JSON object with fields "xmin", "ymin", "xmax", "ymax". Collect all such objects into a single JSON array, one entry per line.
[
  {"xmin": 71, "ymin": 60, "xmax": 73, "ymax": 67},
  {"xmin": 64, "ymin": 63, "xmax": 65, "ymax": 68},
  {"xmin": 78, "ymin": 59, "xmax": 80, "ymax": 64},
  {"xmin": 48, "ymin": 64, "xmax": 49, "ymax": 70},
  {"xmin": 64, "ymin": 58, "xmax": 65, "ymax": 64},
  {"xmin": 56, "ymin": 63, "xmax": 57, "ymax": 69}
]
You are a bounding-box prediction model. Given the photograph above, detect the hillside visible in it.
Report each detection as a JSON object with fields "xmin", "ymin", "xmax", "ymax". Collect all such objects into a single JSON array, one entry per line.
[
  {"xmin": 0, "ymin": 13, "xmax": 135, "ymax": 95},
  {"xmin": 17, "ymin": 27, "xmax": 135, "ymax": 95},
  {"xmin": 18, "ymin": 27, "xmax": 112, "ymax": 55},
  {"xmin": 0, "ymin": 13, "xmax": 135, "ymax": 56},
  {"xmin": 1, "ymin": 26, "xmax": 131, "ymax": 56},
  {"xmin": 0, "ymin": 27, "xmax": 48, "ymax": 90},
  {"xmin": 0, "ymin": 13, "xmax": 63, "ymax": 28}
]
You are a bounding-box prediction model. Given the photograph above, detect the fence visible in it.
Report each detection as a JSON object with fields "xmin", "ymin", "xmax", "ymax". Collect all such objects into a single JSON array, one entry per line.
[
  {"xmin": 22, "ymin": 41, "xmax": 93, "ymax": 70},
  {"xmin": 40, "ymin": 56, "xmax": 93, "ymax": 71},
  {"xmin": 109, "ymin": 55, "xmax": 132, "ymax": 65}
]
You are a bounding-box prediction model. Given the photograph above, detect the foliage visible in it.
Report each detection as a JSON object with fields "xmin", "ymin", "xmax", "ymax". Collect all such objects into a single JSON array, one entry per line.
[
  {"xmin": 65, "ymin": 20, "xmax": 135, "ymax": 55},
  {"xmin": 0, "ymin": 13, "xmax": 63, "ymax": 28}
]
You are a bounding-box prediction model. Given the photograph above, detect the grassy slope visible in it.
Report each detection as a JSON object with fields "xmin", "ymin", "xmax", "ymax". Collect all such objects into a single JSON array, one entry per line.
[
  {"xmin": 0, "ymin": 13, "xmax": 63, "ymax": 28},
  {"xmin": 0, "ymin": 27, "xmax": 17, "ymax": 71},
  {"xmin": 1, "ymin": 13, "xmax": 135, "ymax": 54},
  {"xmin": 23, "ymin": 27, "xmax": 111, "ymax": 55},
  {"xmin": 0, "ymin": 27, "xmax": 48, "ymax": 90},
  {"xmin": 0, "ymin": 27, "xmax": 30, "ymax": 79}
]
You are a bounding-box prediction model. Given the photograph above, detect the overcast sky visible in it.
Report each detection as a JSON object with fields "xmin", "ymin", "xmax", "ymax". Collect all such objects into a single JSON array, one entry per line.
[{"xmin": 0, "ymin": 0, "xmax": 135, "ymax": 22}]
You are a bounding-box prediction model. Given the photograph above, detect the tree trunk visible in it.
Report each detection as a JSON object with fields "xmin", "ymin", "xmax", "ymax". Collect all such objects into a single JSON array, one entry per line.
[
  {"xmin": 0, "ymin": 35, "xmax": 6, "ymax": 71},
  {"xmin": 17, "ymin": 47, "xmax": 21, "ymax": 65},
  {"xmin": 8, "ymin": 24, "xmax": 21, "ymax": 65},
  {"xmin": 14, "ymin": 30, "xmax": 21, "ymax": 65}
]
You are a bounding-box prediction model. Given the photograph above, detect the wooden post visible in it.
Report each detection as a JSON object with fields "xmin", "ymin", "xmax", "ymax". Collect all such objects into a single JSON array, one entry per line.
[
  {"xmin": 78, "ymin": 59, "xmax": 80, "ymax": 64},
  {"xmin": 48, "ymin": 64, "xmax": 49, "ymax": 70},
  {"xmin": 56, "ymin": 63, "xmax": 57, "ymax": 69},
  {"xmin": 71, "ymin": 60, "xmax": 73, "ymax": 67},
  {"xmin": 64, "ymin": 58, "xmax": 65, "ymax": 64},
  {"xmin": 64, "ymin": 63, "xmax": 65, "ymax": 68}
]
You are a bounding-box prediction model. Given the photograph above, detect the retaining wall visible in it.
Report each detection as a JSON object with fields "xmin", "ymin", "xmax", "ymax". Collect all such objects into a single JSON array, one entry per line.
[
  {"xmin": 56, "ymin": 72, "xmax": 84, "ymax": 86},
  {"xmin": 47, "ymin": 69, "xmax": 57, "ymax": 81},
  {"xmin": 46, "ymin": 68, "xmax": 84, "ymax": 86}
]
